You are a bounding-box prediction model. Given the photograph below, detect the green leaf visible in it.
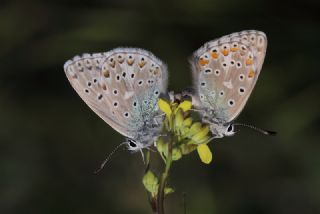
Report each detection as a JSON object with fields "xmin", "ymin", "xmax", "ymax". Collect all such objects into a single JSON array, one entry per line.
[{"xmin": 142, "ymin": 170, "xmax": 159, "ymax": 197}]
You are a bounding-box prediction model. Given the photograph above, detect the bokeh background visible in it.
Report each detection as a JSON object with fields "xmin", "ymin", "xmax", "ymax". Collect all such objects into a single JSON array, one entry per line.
[{"xmin": 1, "ymin": 0, "xmax": 320, "ymax": 213}]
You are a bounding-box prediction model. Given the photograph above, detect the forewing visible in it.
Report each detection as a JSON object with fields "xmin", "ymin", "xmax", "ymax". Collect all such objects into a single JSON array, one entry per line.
[
  {"xmin": 191, "ymin": 30, "xmax": 267, "ymax": 122},
  {"xmin": 64, "ymin": 48, "xmax": 168, "ymax": 138}
]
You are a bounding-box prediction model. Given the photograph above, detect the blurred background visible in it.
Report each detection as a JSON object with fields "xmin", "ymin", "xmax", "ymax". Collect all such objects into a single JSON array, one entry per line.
[{"xmin": 1, "ymin": 0, "xmax": 320, "ymax": 213}]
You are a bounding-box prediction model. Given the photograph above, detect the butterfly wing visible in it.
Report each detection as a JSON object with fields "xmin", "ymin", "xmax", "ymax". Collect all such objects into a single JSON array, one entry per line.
[
  {"xmin": 64, "ymin": 48, "xmax": 168, "ymax": 138},
  {"xmin": 190, "ymin": 30, "xmax": 267, "ymax": 123}
]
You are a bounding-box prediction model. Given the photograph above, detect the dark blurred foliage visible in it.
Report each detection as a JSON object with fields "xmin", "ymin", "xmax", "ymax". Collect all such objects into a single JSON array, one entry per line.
[{"xmin": 1, "ymin": 0, "xmax": 320, "ymax": 213}]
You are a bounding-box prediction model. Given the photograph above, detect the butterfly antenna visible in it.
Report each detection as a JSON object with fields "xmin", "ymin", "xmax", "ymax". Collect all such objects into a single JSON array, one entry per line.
[
  {"xmin": 234, "ymin": 122, "xmax": 277, "ymax": 136},
  {"xmin": 94, "ymin": 142, "xmax": 127, "ymax": 174}
]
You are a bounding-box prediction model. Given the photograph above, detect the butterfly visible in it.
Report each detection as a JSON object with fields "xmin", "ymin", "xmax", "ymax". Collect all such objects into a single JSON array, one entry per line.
[
  {"xmin": 64, "ymin": 48, "xmax": 168, "ymax": 152},
  {"xmin": 189, "ymin": 30, "xmax": 273, "ymax": 138}
]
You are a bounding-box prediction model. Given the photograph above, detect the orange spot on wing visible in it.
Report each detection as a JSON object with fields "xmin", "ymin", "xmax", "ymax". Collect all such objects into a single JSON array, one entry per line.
[
  {"xmin": 230, "ymin": 47, "xmax": 238, "ymax": 52},
  {"xmin": 246, "ymin": 59, "xmax": 253, "ymax": 66},
  {"xmin": 199, "ymin": 59, "xmax": 209, "ymax": 66},
  {"xmin": 222, "ymin": 49, "xmax": 229, "ymax": 56},
  {"xmin": 139, "ymin": 62, "xmax": 146, "ymax": 68},
  {"xmin": 211, "ymin": 52, "xmax": 219, "ymax": 59},
  {"xmin": 248, "ymin": 69, "xmax": 255, "ymax": 78},
  {"xmin": 127, "ymin": 59, "xmax": 134, "ymax": 65}
]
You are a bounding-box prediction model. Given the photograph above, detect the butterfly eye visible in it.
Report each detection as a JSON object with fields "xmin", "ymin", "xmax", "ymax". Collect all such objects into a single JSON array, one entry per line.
[
  {"xmin": 128, "ymin": 139, "xmax": 137, "ymax": 148},
  {"xmin": 227, "ymin": 124, "xmax": 234, "ymax": 133}
]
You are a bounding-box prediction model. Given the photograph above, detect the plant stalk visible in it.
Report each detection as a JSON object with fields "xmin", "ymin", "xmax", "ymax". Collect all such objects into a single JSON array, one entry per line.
[{"xmin": 157, "ymin": 137, "xmax": 173, "ymax": 214}]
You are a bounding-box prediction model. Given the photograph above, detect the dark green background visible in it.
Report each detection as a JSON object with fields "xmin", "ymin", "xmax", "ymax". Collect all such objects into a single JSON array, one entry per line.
[{"xmin": 1, "ymin": 0, "xmax": 319, "ymax": 213}]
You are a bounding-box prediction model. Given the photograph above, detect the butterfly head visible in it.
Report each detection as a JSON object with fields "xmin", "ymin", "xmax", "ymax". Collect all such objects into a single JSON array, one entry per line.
[
  {"xmin": 126, "ymin": 138, "xmax": 144, "ymax": 151},
  {"xmin": 209, "ymin": 122, "xmax": 235, "ymax": 138}
]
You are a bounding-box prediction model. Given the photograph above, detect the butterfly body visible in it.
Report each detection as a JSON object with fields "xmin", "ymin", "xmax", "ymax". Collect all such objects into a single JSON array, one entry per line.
[
  {"xmin": 190, "ymin": 30, "xmax": 268, "ymax": 138},
  {"xmin": 64, "ymin": 48, "xmax": 168, "ymax": 151}
]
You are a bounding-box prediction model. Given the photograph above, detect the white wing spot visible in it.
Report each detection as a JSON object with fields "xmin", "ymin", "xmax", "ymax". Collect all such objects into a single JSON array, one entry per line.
[
  {"xmin": 124, "ymin": 91, "xmax": 135, "ymax": 100},
  {"xmin": 223, "ymin": 80, "xmax": 233, "ymax": 89}
]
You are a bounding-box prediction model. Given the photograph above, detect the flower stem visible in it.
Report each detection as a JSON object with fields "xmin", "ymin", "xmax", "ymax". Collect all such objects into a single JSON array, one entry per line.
[{"xmin": 157, "ymin": 137, "xmax": 173, "ymax": 214}]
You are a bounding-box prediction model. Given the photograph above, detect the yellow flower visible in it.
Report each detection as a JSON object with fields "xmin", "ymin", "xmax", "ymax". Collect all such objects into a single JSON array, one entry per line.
[{"xmin": 197, "ymin": 144, "xmax": 212, "ymax": 164}]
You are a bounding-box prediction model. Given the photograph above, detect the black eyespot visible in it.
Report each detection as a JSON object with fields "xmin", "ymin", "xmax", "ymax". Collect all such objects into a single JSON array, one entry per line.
[
  {"xmin": 85, "ymin": 89, "xmax": 89, "ymax": 93},
  {"xmin": 201, "ymin": 82, "xmax": 206, "ymax": 87},
  {"xmin": 131, "ymin": 73, "xmax": 135, "ymax": 78},
  {"xmin": 87, "ymin": 82, "xmax": 92, "ymax": 86},
  {"xmin": 155, "ymin": 91, "xmax": 159, "ymax": 95},
  {"xmin": 113, "ymin": 102, "xmax": 118, "ymax": 107},
  {"xmin": 113, "ymin": 89, "xmax": 118, "ymax": 95},
  {"xmin": 222, "ymin": 63, "xmax": 227, "ymax": 67},
  {"xmin": 116, "ymin": 75, "xmax": 120, "ymax": 81},
  {"xmin": 228, "ymin": 100, "xmax": 234, "ymax": 106},
  {"xmin": 138, "ymin": 80, "xmax": 143, "ymax": 85},
  {"xmin": 122, "ymin": 72, "xmax": 126, "ymax": 78},
  {"xmin": 93, "ymin": 79, "xmax": 97, "ymax": 83},
  {"xmin": 133, "ymin": 102, "xmax": 137, "ymax": 107},
  {"xmin": 129, "ymin": 55, "xmax": 133, "ymax": 59},
  {"xmin": 227, "ymin": 125, "xmax": 233, "ymax": 132},
  {"xmin": 98, "ymin": 94, "xmax": 103, "ymax": 100},
  {"xmin": 205, "ymin": 69, "xmax": 211, "ymax": 73},
  {"xmin": 129, "ymin": 139, "xmax": 136, "ymax": 148},
  {"xmin": 124, "ymin": 112, "xmax": 129, "ymax": 117}
]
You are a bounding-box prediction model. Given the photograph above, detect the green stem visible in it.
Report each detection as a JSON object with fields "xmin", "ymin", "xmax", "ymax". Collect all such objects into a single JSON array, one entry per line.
[{"xmin": 157, "ymin": 137, "xmax": 173, "ymax": 214}]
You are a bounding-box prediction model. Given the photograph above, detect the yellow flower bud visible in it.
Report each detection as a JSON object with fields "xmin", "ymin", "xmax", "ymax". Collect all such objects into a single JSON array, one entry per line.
[
  {"xmin": 172, "ymin": 147, "xmax": 182, "ymax": 161},
  {"xmin": 197, "ymin": 144, "xmax": 212, "ymax": 164},
  {"xmin": 177, "ymin": 100, "xmax": 192, "ymax": 112},
  {"xmin": 183, "ymin": 117, "xmax": 193, "ymax": 127},
  {"xmin": 188, "ymin": 122, "xmax": 202, "ymax": 137},
  {"xmin": 192, "ymin": 125, "xmax": 209, "ymax": 144},
  {"xmin": 158, "ymin": 98, "xmax": 172, "ymax": 117},
  {"xmin": 174, "ymin": 109, "xmax": 184, "ymax": 129}
]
